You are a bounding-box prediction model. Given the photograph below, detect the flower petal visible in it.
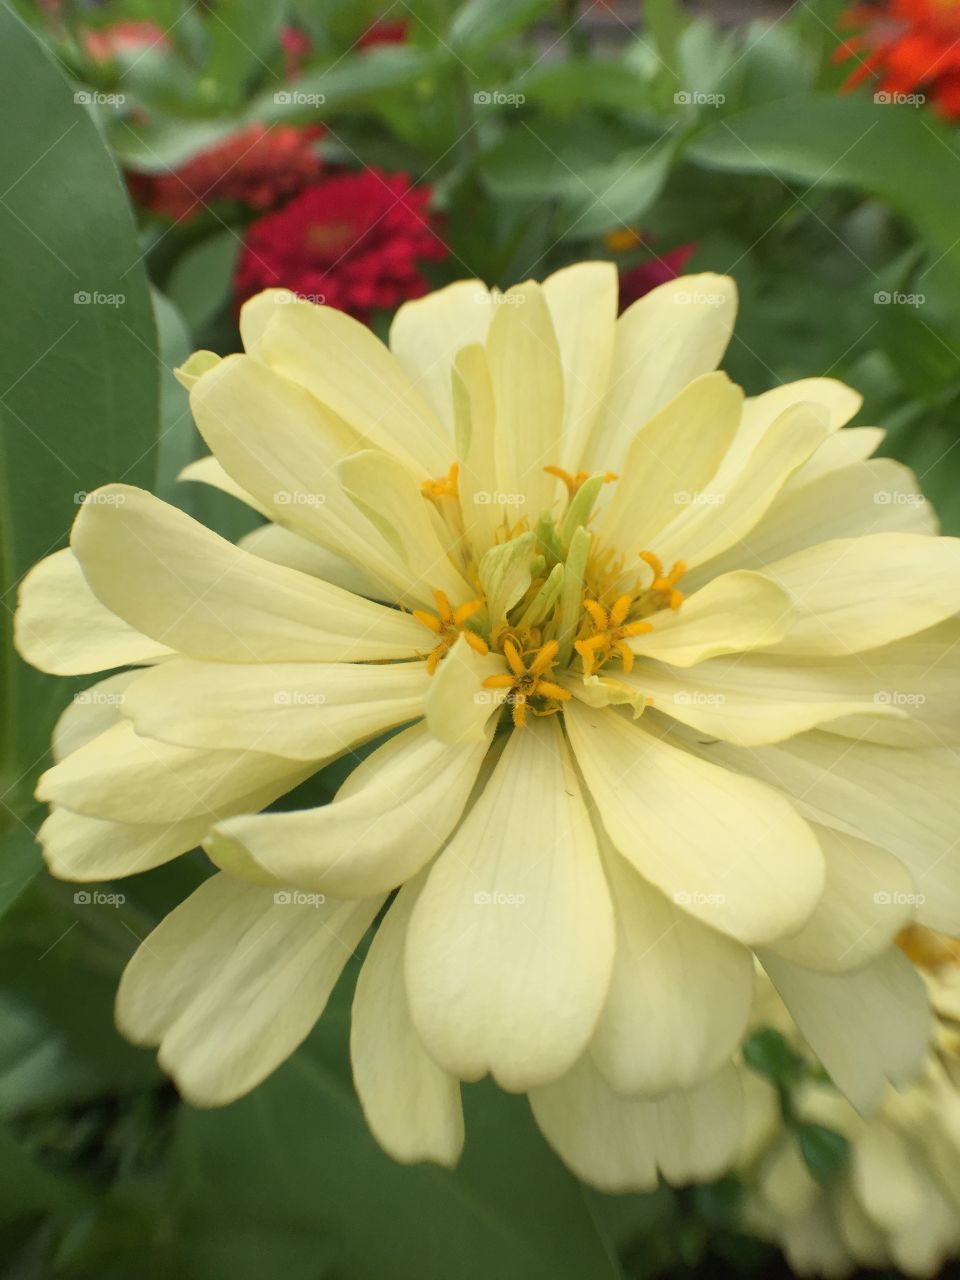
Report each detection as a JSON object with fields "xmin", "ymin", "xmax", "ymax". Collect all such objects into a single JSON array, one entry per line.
[
  {"xmin": 759, "ymin": 946, "xmax": 931, "ymax": 1112},
  {"xmin": 71, "ymin": 485, "xmax": 425, "ymax": 662},
  {"xmin": 239, "ymin": 523, "xmax": 383, "ymax": 600},
  {"xmin": 760, "ymin": 533, "xmax": 960, "ymax": 656},
  {"xmin": 116, "ymin": 873, "xmax": 381, "ymax": 1106},
  {"xmin": 598, "ymin": 372, "xmax": 744, "ymax": 559},
  {"xmin": 627, "ymin": 570, "xmax": 792, "ymax": 667},
  {"xmin": 486, "ymin": 280, "xmax": 565, "ymax": 519},
  {"xmin": 583, "ymin": 273, "xmax": 737, "ymax": 475},
  {"xmin": 39, "ymin": 807, "xmax": 212, "ymax": 881},
  {"xmin": 564, "ymin": 701, "xmax": 824, "ymax": 945},
  {"xmin": 351, "ymin": 874, "xmax": 464, "ymax": 1167},
  {"xmin": 14, "ymin": 548, "xmax": 171, "ymax": 675},
  {"xmin": 590, "ymin": 832, "xmax": 754, "ymax": 1096},
  {"xmin": 207, "ymin": 720, "xmax": 493, "ymax": 898},
  {"xmin": 529, "ymin": 1056, "xmax": 744, "ymax": 1193},
  {"xmin": 258, "ymin": 297, "xmax": 450, "ymax": 475},
  {"xmin": 541, "ymin": 261, "xmax": 618, "ymax": 471},
  {"xmin": 37, "ymin": 719, "xmax": 309, "ymax": 824},
  {"xmin": 766, "ymin": 825, "xmax": 917, "ymax": 972},
  {"xmin": 405, "ymin": 715, "xmax": 614, "ymax": 1091},
  {"xmin": 121, "ymin": 656, "xmax": 428, "ymax": 761},
  {"xmin": 388, "ymin": 279, "xmax": 492, "ymax": 434}
]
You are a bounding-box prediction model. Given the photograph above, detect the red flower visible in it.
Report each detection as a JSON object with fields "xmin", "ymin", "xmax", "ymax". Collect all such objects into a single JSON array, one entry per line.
[
  {"xmin": 358, "ymin": 18, "xmax": 409, "ymax": 49},
  {"xmin": 280, "ymin": 25, "xmax": 312, "ymax": 79},
  {"xmin": 834, "ymin": 1, "xmax": 960, "ymax": 118},
  {"xmin": 234, "ymin": 169, "xmax": 447, "ymax": 321},
  {"xmin": 131, "ymin": 124, "xmax": 324, "ymax": 224},
  {"xmin": 611, "ymin": 240, "xmax": 697, "ymax": 310},
  {"xmin": 83, "ymin": 20, "xmax": 169, "ymax": 63}
]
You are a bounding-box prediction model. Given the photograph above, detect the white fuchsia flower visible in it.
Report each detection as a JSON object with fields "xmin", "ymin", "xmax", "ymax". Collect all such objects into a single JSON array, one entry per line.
[{"xmin": 15, "ymin": 264, "xmax": 960, "ymax": 1189}]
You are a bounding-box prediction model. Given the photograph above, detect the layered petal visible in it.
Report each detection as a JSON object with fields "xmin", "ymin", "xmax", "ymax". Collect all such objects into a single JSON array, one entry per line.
[
  {"xmin": 590, "ymin": 833, "xmax": 754, "ymax": 1096},
  {"xmin": 583, "ymin": 273, "xmax": 737, "ymax": 475},
  {"xmin": 564, "ymin": 701, "xmax": 824, "ymax": 945},
  {"xmin": 71, "ymin": 485, "xmax": 425, "ymax": 662},
  {"xmin": 760, "ymin": 947, "xmax": 932, "ymax": 1112},
  {"xmin": 120, "ymin": 657, "xmax": 428, "ymax": 760},
  {"xmin": 206, "ymin": 720, "xmax": 493, "ymax": 898},
  {"xmin": 351, "ymin": 874, "xmax": 464, "ymax": 1167},
  {"xmin": 116, "ymin": 873, "xmax": 381, "ymax": 1106},
  {"xmin": 404, "ymin": 715, "xmax": 614, "ymax": 1091},
  {"xmin": 530, "ymin": 1057, "xmax": 744, "ymax": 1193},
  {"xmin": 14, "ymin": 548, "xmax": 170, "ymax": 675}
]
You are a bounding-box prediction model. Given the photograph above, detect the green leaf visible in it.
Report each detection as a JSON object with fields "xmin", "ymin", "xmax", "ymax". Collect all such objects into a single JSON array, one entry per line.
[
  {"xmin": 171, "ymin": 1009, "xmax": 620, "ymax": 1280},
  {"xmin": 449, "ymin": 0, "xmax": 555, "ymax": 51},
  {"xmin": 0, "ymin": 5, "xmax": 159, "ymax": 812},
  {"xmin": 687, "ymin": 94, "xmax": 960, "ymax": 293},
  {"xmin": 794, "ymin": 1122, "xmax": 852, "ymax": 1186},
  {"xmin": 164, "ymin": 230, "xmax": 239, "ymax": 338},
  {"xmin": 249, "ymin": 46, "xmax": 447, "ymax": 123},
  {"xmin": 742, "ymin": 1026, "xmax": 806, "ymax": 1087}
]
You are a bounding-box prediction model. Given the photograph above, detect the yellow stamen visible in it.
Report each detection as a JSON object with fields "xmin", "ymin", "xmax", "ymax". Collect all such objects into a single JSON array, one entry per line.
[
  {"xmin": 544, "ymin": 466, "xmax": 618, "ymax": 500},
  {"xmin": 640, "ymin": 551, "xmax": 687, "ymax": 611},
  {"xmin": 482, "ymin": 639, "xmax": 571, "ymax": 728},
  {"xmin": 575, "ymin": 594, "xmax": 653, "ymax": 676},
  {"xmin": 415, "ymin": 589, "xmax": 487, "ymax": 672},
  {"xmin": 421, "ymin": 461, "xmax": 459, "ymax": 501}
]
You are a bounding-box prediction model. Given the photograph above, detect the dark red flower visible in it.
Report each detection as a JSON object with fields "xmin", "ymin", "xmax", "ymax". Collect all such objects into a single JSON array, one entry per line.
[
  {"xmin": 614, "ymin": 242, "xmax": 697, "ymax": 310},
  {"xmin": 280, "ymin": 25, "xmax": 312, "ymax": 78},
  {"xmin": 131, "ymin": 123, "xmax": 324, "ymax": 224},
  {"xmin": 834, "ymin": 1, "xmax": 960, "ymax": 118},
  {"xmin": 358, "ymin": 18, "xmax": 409, "ymax": 49},
  {"xmin": 234, "ymin": 169, "xmax": 447, "ymax": 321}
]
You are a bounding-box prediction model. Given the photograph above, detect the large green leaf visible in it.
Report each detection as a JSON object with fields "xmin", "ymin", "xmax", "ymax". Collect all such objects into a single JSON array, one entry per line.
[
  {"xmin": 687, "ymin": 94, "xmax": 960, "ymax": 297},
  {"xmin": 0, "ymin": 3, "xmax": 159, "ymax": 816},
  {"xmin": 171, "ymin": 987, "xmax": 620, "ymax": 1280}
]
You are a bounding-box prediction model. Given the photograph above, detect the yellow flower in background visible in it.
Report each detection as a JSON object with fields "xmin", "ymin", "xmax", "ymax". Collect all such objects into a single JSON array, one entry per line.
[
  {"xmin": 739, "ymin": 929, "xmax": 960, "ymax": 1277},
  {"xmin": 14, "ymin": 263, "xmax": 960, "ymax": 1189}
]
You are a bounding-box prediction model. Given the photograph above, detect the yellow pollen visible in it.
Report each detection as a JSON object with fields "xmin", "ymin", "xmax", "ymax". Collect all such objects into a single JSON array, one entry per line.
[
  {"xmin": 639, "ymin": 551, "xmax": 687, "ymax": 610},
  {"xmin": 413, "ymin": 589, "xmax": 488, "ymax": 673},
  {"xmin": 421, "ymin": 461, "xmax": 460, "ymax": 501},
  {"xmin": 544, "ymin": 465, "xmax": 618, "ymax": 500},
  {"xmin": 602, "ymin": 226, "xmax": 644, "ymax": 253},
  {"xmin": 575, "ymin": 593, "xmax": 654, "ymax": 676},
  {"xmin": 482, "ymin": 638, "xmax": 571, "ymax": 728}
]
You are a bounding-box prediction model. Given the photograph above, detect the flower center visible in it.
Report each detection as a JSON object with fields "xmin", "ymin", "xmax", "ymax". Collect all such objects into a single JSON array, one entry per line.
[{"xmin": 412, "ymin": 461, "xmax": 688, "ymax": 721}]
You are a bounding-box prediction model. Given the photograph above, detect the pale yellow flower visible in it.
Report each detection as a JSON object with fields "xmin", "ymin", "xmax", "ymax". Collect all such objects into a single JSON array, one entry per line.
[
  {"xmin": 740, "ymin": 930, "xmax": 960, "ymax": 1277},
  {"xmin": 15, "ymin": 265, "xmax": 960, "ymax": 1188}
]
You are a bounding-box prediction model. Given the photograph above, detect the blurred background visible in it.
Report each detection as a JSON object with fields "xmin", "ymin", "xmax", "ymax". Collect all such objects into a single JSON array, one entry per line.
[{"xmin": 2, "ymin": 0, "xmax": 960, "ymax": 1276}]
